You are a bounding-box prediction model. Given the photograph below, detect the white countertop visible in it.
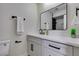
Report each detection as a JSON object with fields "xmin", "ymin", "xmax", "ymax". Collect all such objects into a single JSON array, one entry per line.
[{"xmin": 27, "ymin": 33, "xmax": 79, "ymax": 47}]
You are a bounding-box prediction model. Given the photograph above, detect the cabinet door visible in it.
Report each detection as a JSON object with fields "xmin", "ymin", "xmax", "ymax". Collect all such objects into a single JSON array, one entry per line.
[
  {"xmin": 27, "ymin": 40, "xmax": 42, "ymax": 56},
  {"xmin": 42, "ymin": 46, "xmax": 63, "ymax": 56},
  {"xmin": 73, "ymin": 47, "xmax": 79, "ymax": 56},
  {"xmin": 42, "ymin": 39, "xmax": 73, "ymax": 56}
]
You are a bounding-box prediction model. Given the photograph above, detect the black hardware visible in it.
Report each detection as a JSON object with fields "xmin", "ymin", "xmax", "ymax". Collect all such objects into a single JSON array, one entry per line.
[
  {"xmin": 49, "ymin": 44, "xmax": 60, "ymax": 50},
  {"xmin": 11, "ymin": 16, "xmax": 26, "ymax": 21},
  {"xmin": 76, "ymin": 8, "xmax": 79, "ymax": 16},
  {"xmin": 24, "ymin": 18, "xmax": 26, "ymax": 21},
  {"xmin": 12, "ymin": 16, "xmax": 17, "ymax": 18},
  {"xmin": 15, "ymin": 41, "xmax": 22, "ymax": 43},
  {"xmin": 31, "ymin": 44, "xmax": 34, "ymax": 51}
]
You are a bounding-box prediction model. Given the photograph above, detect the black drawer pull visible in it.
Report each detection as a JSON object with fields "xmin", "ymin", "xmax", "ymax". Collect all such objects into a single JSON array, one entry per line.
[
  {"xmin": 49, "ymin": 44, "xmax": 60, "ymax": 50},
  {"xmin": 15, "ymin": 41, "xmax": 22, "ymax": 43},
  {"xmin": 31, "ymin": 44, "xmax": 34, "ymax": 51}
]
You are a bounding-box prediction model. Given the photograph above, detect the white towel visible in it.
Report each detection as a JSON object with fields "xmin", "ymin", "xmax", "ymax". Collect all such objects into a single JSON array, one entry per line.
[{"xmin": 17, "ymin": 17, "xmax": 24, "ymax": 35}]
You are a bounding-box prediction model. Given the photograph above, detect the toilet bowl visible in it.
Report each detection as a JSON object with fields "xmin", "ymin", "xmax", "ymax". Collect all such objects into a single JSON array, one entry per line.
[{"xmin": 0, "ymin": 40, "xmax": 10, "ymax": 56}]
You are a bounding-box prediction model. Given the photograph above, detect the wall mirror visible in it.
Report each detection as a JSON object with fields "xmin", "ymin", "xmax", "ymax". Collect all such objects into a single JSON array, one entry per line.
[{"xmin": 40, "ymin": 3, "xmax": 67, "ymax": 30}]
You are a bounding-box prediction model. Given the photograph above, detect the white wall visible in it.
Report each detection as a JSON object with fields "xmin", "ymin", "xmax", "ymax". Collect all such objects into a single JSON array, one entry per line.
[{"xmin": 0, "ymin": 3, "xmax": 39, "ymax": 56}]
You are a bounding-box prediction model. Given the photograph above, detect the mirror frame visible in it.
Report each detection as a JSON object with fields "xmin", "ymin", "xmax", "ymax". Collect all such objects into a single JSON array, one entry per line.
[{"xmin": 40, "ymin": 3, "xmax": 68, "ymax": 30}]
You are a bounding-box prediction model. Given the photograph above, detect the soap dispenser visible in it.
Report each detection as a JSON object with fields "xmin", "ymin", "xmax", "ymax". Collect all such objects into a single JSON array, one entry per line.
[{"xmin": 71, "ymin": 28, "xmax": 76, "ymax": 38}]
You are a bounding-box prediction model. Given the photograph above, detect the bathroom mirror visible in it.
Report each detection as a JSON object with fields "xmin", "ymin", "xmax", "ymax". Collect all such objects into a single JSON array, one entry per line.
[{"xmin": 40, "ymin": 3, "xmax": 67, "ymax": 30}]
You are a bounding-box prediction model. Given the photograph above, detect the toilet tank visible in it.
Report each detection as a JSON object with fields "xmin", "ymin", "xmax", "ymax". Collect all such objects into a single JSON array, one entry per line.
[{"xmin": 0, "ymin": 40, "xmax": 10, "ymax": 56}]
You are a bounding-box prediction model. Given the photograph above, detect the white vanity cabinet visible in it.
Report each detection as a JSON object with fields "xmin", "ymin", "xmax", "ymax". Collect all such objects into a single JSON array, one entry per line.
[
  {"xmin": 27, "ymin": 36, "xmax": 42, "ymax": 56},
  {"xmin": 27, "ymin": 36, "xmax": 74, "ymax": 56},
  {"xmin": 27, "ymin": 40, "xmax": 42, "ymax": 56}
]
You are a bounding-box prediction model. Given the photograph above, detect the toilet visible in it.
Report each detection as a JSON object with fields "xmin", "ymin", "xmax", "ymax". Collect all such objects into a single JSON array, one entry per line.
[{"xmin": 0, "ymin": 40, "xmax": 10, "ymax": 56}]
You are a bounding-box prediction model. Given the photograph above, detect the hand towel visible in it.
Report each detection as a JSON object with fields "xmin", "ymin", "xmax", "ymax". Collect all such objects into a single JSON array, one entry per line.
[{"xmin": 17, "ymin": 17, "xmax": 24, "ymax": 35}]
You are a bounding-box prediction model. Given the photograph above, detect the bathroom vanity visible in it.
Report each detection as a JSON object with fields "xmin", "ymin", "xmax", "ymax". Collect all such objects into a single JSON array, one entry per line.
[
  {"xmin": 27, "ymin": 3, "xmax": 79, "ymax": 56},
  {"xmin": 27, "ymin": 33, "xmax": 79, "ymax": 56}
]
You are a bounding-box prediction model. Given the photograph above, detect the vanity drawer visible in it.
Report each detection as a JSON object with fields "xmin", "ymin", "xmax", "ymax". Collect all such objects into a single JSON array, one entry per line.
[
  {"xmin": 42, "ymin": 40, "xmax": 73, "ymax": 56},
  {"xmin": 27, "ymin": 36, "xmax": 42, "ymax": 45}
]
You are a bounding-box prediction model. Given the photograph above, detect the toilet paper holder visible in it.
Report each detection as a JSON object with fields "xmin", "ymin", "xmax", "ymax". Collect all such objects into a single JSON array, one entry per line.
[{"xmin": 15, "ymin": 41, "xmax": 22, "ymax": 43}]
